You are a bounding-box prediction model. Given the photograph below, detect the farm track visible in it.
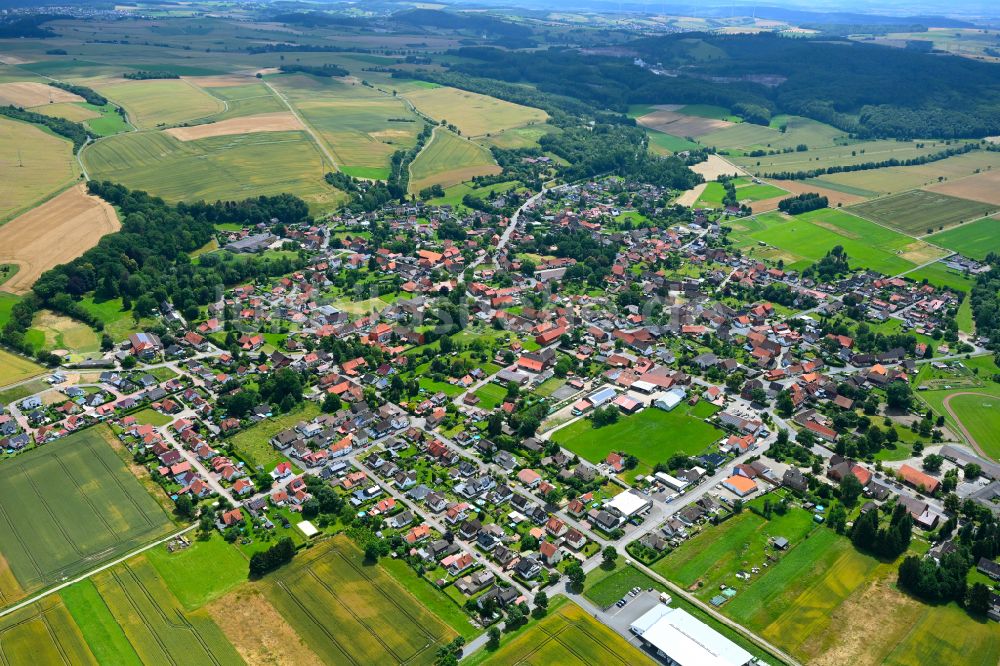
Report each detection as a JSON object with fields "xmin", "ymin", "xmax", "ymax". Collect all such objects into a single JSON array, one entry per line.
[
  {"xmin": 263, "ymin": 79, "xmax": 339, "ymax": 173},
  {"xmin": 941, "ymin": 392, "xmax": 996, "ymax": 459}
]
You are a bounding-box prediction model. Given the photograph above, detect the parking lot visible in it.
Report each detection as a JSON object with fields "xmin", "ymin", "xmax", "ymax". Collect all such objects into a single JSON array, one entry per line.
[{"xmin": 598, "ymin": 590, "xmax": 665, "ymax": 660}]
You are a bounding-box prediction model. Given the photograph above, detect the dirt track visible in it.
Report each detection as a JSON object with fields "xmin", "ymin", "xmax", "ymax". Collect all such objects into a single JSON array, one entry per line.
[
  {"xmin": 941, "ymin": 391, "xmax": 994, "ymax": 459},
  {"xmin": 164, "ymin": 112, "xmax": 304, "ymax": 141},
  {"xmin": 0, "ymin": 183, "xmax": 120, "ymax": 294}
]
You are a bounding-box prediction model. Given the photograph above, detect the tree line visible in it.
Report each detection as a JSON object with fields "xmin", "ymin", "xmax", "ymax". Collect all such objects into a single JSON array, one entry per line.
[
  {"xmin": 32, "ymin": 182, "xmax": 311, "ymax": 328},
  {"xmin": 778, "ymin": 192, "xmax": 828, "ymax": 214}
]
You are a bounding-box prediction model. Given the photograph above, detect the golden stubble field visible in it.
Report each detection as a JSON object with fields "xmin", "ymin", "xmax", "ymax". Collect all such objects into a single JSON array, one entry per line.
[{"xmin": 0, "ymin": 184, "xmax": 120, "ymax": 294}]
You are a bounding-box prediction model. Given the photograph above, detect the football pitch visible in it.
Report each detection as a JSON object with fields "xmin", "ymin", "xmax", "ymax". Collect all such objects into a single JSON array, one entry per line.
[{"xmin": 0, "ymin": 426, "xmax": 174, "ymax": 599}]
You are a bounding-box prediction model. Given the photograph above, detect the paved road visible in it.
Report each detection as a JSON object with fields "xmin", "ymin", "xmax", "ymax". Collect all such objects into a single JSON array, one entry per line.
[{"xmin": 0, "ymin": 523, "xmax": 197, "ymax": 619}]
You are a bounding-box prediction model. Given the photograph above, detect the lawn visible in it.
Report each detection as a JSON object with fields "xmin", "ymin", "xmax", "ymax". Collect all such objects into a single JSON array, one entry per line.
[
  {"xmin": 0, "ymin": 377, "xmax": 48, "ymax": 403},
  {"xmin": 942, "ymin": 393, "xmax": 1000, "ymax": 461},
  {"xmin": 229, "ymin": 402, "xmax": 317, "ymax": 473},
  {"xmin": 848, "ymin": 190, "xmax": 997, "ymax": 236},
  {"xmin": 145, "ymin": 533, "xmax": 249, "ymax": 611},
  {"xmin": 100, "ymin": 79, "xmax": 224, "ymax": 129},
  {"xmin": 902, "ymin": 260, "xmax": 975, "ymax": 295},
  {"xmin": 0, "ymin": 426, "xmax": 175, "ymax": 598},
  {"xmin": 61, "ymin": 579, "xmax": 142, "ymax": 666},
  {"xmin": 262, "ymin": 536, "xmax": 458, "ymax": 665},
  {"xmin": 131, "ymin": 408, "xmax": 172, "ymax": 427},
  {"xmin": 0, "ymin": 595, "xmax": 98, "ymax": 665},
  {"xmin": 428, "ymin": 179, "xmax": 521, "ymax": 207},
  {"xmin": 83, "ymin": 129, "xmax": 343, "ymax": 213},
  {"xmin": 730, "ymin": 208, "xmax": 946, "ymax": 274},
  {"xmin": 409, "ymin": 127, "xmax": 500, "ymax": 194},
  {"xmin": 91, "ymin": 557, "xmax": 242, "ymax": 664},
  {"xmin": 653, "ymin": 509, "xmax": 817, "ymax": 599},
  {"xmin": 473, "ymin": 382, "xmax": 508, "ymax": 410},
  {"xmin": 475, "ymin": 600, "xmax": 655, "ymax": 666},
  {"xmin": 551, "ymin": 404, "xmax": 722, "ymax": 477},
  {"xmin": 0, "ymin": 348, "xmax": 45, "ymax": 387},
  {"xmin": 584, "ymin": 562, "xmax": 660, "ymax": 608},
  {"xmin": 926, "ymin": 215, "xmax": 1000, "ymax": 260}
]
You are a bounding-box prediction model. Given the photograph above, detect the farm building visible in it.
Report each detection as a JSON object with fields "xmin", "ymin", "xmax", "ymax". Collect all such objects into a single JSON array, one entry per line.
[
  {"xmin": 722, "ymin": 475, "xmax": 757, "ymax": 497},
  {"xmin": 898, "ymin": 464, "xmax": 941, "ymax": 494},
  {"xmin": 653, "ymin": 387, "xmax": 687, "ymax": 412},
  {"xmin": 630, "ymin": 604, "xmax": 754, "ymax": 666},
  {"xmin": 606, "ymin": 490, "xmax": 652, "ymax": 518},
  {"xmin": 655, "ymin": 471, "xmax": 688, "ymax": 492},
  {"xmin": 573, "ymin": 386, "xmax": 618, "ymax": 415}
]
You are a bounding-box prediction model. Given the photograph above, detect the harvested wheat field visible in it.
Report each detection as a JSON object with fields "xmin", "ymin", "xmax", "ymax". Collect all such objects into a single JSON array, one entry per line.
[
  {"xmin": 636, "ymin": 105, "xmax": 733, "ymax": 137},
  {"xmin": 165, "ymin": 112, "xmax": 304, "ymax": 141},
  {"xmin": 0, "ymin": 81, "xmax": 82, "ymax": 107},
  {"xmin": 207, "ymin": 586, "xmax": 324, "ymax": 666},
  {"xmin": 676, "ymin": 182, "xmax": 707, "ymax": 207},
  {"xmin": 771, "ymin": 179, "xmax": 868, "ymax": 208},
  {"xmin": 690, "ymin": 154, "xmax": 746, "ymax": 179},
  {"xmin": 924, "ymin": 170, "xmax": 1000, "ymax": 206},
  {"xmin": 0, "ymin": 184, "xmax": 119, "ymax": 294}
]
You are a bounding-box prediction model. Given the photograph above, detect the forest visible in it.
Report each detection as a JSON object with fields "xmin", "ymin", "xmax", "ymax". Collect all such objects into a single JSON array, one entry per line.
[
  {"xmin": 31, "ymin": 182, "xmax": 311, "ymax": 329},
  {"xmin": 440, "ymin": 33, "xmax": 1000, "ymax": 139}
]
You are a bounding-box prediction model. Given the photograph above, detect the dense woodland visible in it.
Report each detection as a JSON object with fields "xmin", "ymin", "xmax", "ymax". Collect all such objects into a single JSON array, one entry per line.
[
  {"xmin": 31, "ymin": 182, "xmax": 311, "ymax": 328},
  {"xmin": 439, "ymin": 33, "xmax": 1000, "ymax": 139}
]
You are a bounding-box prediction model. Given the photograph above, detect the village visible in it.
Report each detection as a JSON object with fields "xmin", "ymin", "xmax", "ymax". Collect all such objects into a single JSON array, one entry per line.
[{"xmin": 1, "ymin": 173, "xmax": 999, "ymax": 665}]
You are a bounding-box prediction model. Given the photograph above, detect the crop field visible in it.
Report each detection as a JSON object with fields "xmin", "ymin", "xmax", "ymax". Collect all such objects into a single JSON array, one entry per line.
[
  {"xmin": 732, "ymin": 139, "xmax": 965, "ymax": 176},
  {"xmin": 636, "ymin": 104, "xmax": 734, "ymax": 137},
  {"xmin": 645, "ymin": 129, "xmax": 702, "ymax": 154},
  {"xmin": 292, "ymin": 92, "xmax": 422, "ymax": 179},
  {"xmin": 99, "ymin": 79, "xmax": 224, "ymax": 128},
  {"xmin": 0, "ymin": 596, "xmax": 97, "ymax": 665},
  {"xmin": 0, "ymin": 348, "xmax": 44, "ymax": 386},
  {"xmin": 403, "ymin": 85, "xmax": 548, "ymax": 137},
  {"xmin": 848, "ymin": 190, "xmax": 998, "ymax": 235},
  {"xmin": 409, "ymin": 128, "xmax": 501, "ymax": 193},
  {"xmin": 551, "ymin": 403, "xmax": 721, "ymax": 479},
  {"xmin": 0, "ymin": 81, "xmax": 81, "ymax": 106},
  {"xmin": 478, "ymin": 601, "xmax": 655, "ymax": 666},
  {"xmin": 729, "ymin": 208, "xmax": 947, "ymax": 274},
  {"xmin": 701, "ymin": 115, "xmax": 846, "ymax": 153},
  {"xmin": 0, "ymin": 115, "xmax": 77, "ymax": 225},
  {"xmin": 83, "ymin": 130, "xmax": 342, "ymax": 211},
  {"xmin": 0, "ymin": 426, "xmax": 174, "ymax": 598},
  {"xmin": 810, "ymin": 150, "xmax": 1000, "ymax": 196},
  {"xmin": 164, "ymin": 112, "xmax": 303, "ymax": 141},
  {"xmin": 262, "ymin": 536, "xmax": 457, "ymax": 665},
  {"xmin": 35, "ymin": 101, "xmax": 101, "ymax": 122},
  {"xmin": 0, "ymin": 184, "xmax": 120, "ymax": 295},
  {"xmin": 61, "ymin": 579, "xmax": 141, "ymax": 665},
  {"xmin": 91, "ymin": 557, "xmax": 243, "ymax": 665},
  {"xmin": 769, "ymin": 177, "xmax": 869, "ymax": 208},
  {"xmin": 199, "ymin": 81, "xmax": 286, "ymax": 120},
  {"xmin": 925, "ymin": 169, "xmax": 1000, "ymax": 205},
  {"xmin": 925, "ymin": 215, "xmax": 1000, "ymax": 260}
]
